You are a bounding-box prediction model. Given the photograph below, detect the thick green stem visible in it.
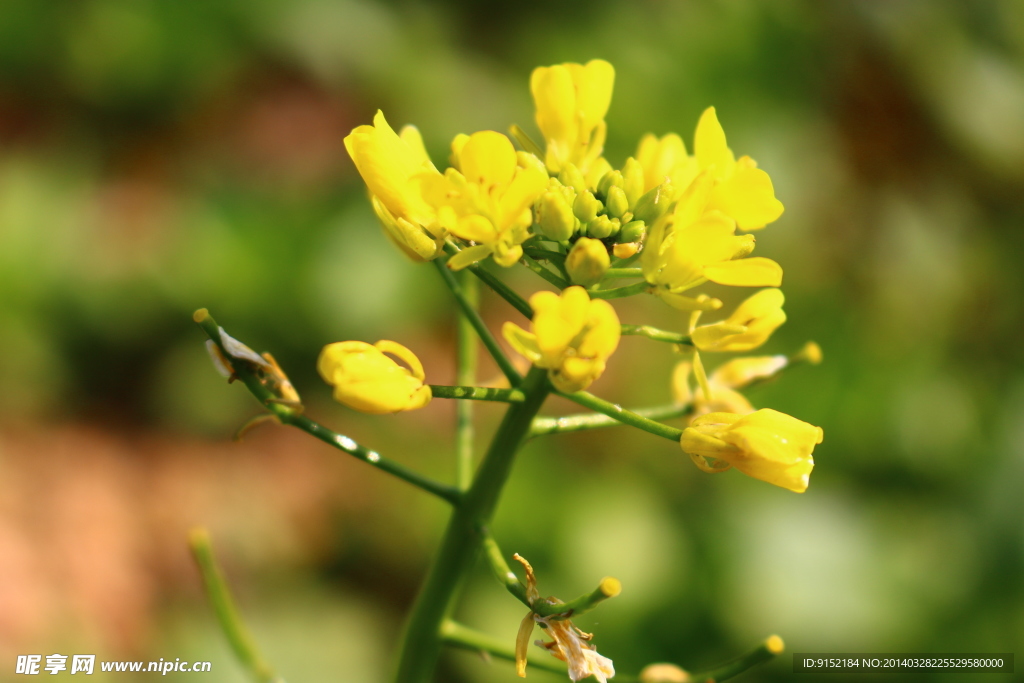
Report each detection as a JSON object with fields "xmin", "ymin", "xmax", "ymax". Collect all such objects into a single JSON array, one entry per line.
[
  {"xmin": 393, "ymin": 367, "xmax": 551, "ymax": 683},
  {"xmin": 429, "ymin": 385, "xmax": 525, "ymax": 403},
  {"xmin": 455, "ymin": 271, "xmax": 478, "ymax": 491},
  {"xmin": 531, "ymin": 402, "xmax": 692, "ymax": 437},
  {"xmin": 433, "ymin": 259, "xmax": 521, "ymax": 386},
  {"xmin": 189, "ymin": 529, "xmax": 280, "ymax": 683},
  {"xmin": 555, "ymin": 390, "xmax": 684, "ymax": 442}
]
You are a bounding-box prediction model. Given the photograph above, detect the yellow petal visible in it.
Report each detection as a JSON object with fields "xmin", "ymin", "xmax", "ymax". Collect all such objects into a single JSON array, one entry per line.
[
  {"xmin": 502, "ymin": 323, "xmax": 544, "ymax": 365},
  {"xmin": 374, "ymin": 340, "xmax": 426, "ymax": 381},
  {"xmin": 446, "ymin": 244, "xmax": 493, "ymax": 271},
  {"xmin": 694, "ymin": 106, "xmax": 735, "ymax": 175},
  {"xmin": 711, "ymin": 165, "xmax": 784, "ymax": 231},
  {"xmin": 570, "ymin": 59, "xmax": 615, "ymax": 133},
  {"xmin": 459, "ymin": 131, "xmax": 517, "ymax": 190},
  {"xmin": 530, "ymin": 65, "xmax": 577, "ymax": 154},
  {"xmin": 515, "ymin": 613, "xmax": 536, "ymax": 677},
  {"xmin": 703, "ymin": 257, "xmax": 783, "ymax": 287}
]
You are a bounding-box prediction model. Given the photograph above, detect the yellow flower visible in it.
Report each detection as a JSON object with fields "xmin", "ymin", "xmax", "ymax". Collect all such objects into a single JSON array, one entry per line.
[
  {"xmin": 512, "ymin": 554, "xmax": 616, "ymax": 683},
  {"xmin": 690, "ymin": 288, "xmax": 786, "ymax": 352},
  {"xmin": 344, "ymin": 111, "xmax": 445, "ymax": 261},
  {"xmin": 317, "ymin": 340, "xmax": 431, "ymax": 414},
  {"xmin": 423, "ymin": 131, "xmax": 548, "ymax": 269},
  {"xmin": 635, "ymin": 132, "xmax": 697, "ymax": 194},
  {"xmin": 634, "ymin": 108, "xmax": 784, "ymax": 231},
  {"xmin": 642, "ymin": 174, "xmax": 782, "ymax": 310},
  {"xmin": 530, "ymin": 60, "xmax": 615, "ymax": 174},
  {"xmin": 680, "ymin": 409, "xmax": 823, "ymax": 493},
  {"xmin": 503, "ymin": 286, "xmax": 620, "ymax": 393},
  {"xmin": 694, "ymin": 107, "xmax": 784, "ymax": 231}
]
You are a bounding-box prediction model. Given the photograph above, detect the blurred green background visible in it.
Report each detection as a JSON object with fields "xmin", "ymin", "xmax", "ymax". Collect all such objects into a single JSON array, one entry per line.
[{"xmin": 1, "ymin": 1, "xmax": 1022, "ymax": 681}]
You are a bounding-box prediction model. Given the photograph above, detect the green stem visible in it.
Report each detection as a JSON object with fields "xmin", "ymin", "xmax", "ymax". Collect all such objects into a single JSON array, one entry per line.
[
  {"xmin": 440, "ymin": 620, "xmax": 567, "ymax": 676},
  {"xmin": 530, "ymin": 402, "xmax": 692, "ymax": 437},
  {"xmin": 555, "ymin": 390, "xmax": 684, "ymax": 442},
  {"xmin": 603, "ymin": 267, "xmax": 643, "ymax": 280},
  {"xmin": 393, "ymin": 367, "xmax": 551, "ymax": 682},
  {"xmin": 456, "ymin": 271, "xmax": 478, "ymax": 491},
  {"xmin": 695, "ymin": 635, "xmax": 785, "ymax": 682},
  {"xmin": 195, "ymin": 310, "xmax": 460, "ymax": 505},
  {"xmin": 588, "ymin": 280, "xmax": 650, "ymax": 300},
  {"xmin": 522, "ymin": 253, "xmax": 570, "ymax": 289},
  {"xmin": 289, "ymin": 413, "xmax": 461, "ymax": 504},
  {"xmin": 428, "ymin": 385, "xmax": 525, "ymax": 403},
  {"xmin": 189, "ymin": 529, "xmax": 280, "ymax": 683},
  {"xmin": 444, "ymin": 241, "xmax": 533, "ymax": 318},
  {"xmin": 621, "ymin": 324, "xmax": 693, "ymax": 345},
  {"xmin": 433, "ymin": 259, "xmax": 522, "ymax": 386},
  {"xmin": 481, "ymin": 528, "xmax": 621, "ymax": 618}
]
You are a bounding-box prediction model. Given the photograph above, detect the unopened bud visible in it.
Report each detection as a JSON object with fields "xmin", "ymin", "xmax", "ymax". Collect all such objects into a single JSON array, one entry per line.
[
  {"xmin": 587, "ymin": 215, "xmax": 620, "ymax": 239},
  {"xmin": 559, "ymin": 163, "xmax": 587, "ymax": 195},
  {"xmin": 622, "ymin": 157, "xmax": 645, "ymax": 206},
  {"xmin": 606, "ymin": 186, "xmax": 629, "ymax": 218},
  {"xmin": 597, "ymin": 169, "xmax": 624, "ymax": 198},
  {"xmin": 565, "ymin": 237, "xmax": 610, "ymax": 286},
  {"xmin": 573, "ymin": 190, "xmax": 603, "ymax": 223},
  {"xmin": 639, "ymin": 663, "xmax": 690, "ymax": 683},
  {"xmin": 618, "ymin": 220, "xmax": 646, "ymax": 244},
  {"xmin": 633, "ymin": 182, "xmax": 675, "ymax": 224},
  {"xmin": 536, "ymin": 190, "xmax": 577, "ymax": 241}
]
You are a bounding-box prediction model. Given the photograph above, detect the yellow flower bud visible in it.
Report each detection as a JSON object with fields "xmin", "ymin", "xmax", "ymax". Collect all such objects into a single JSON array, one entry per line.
[
  {"xmin": 613, "ymin": 242, "xmax": 640, "ymax": 259},
  {"xmin": 536, "ymin": 187, "xmax": 577, "ymax": 241},
  {"xmin": 573, "ymin": 189, "xmax": 603, "ymax": 223},
  {"xmin": 691, "ymin": 289, "xmax": 786, "ymax": 352},
  {"xmin": 605, "ymin": 185, "xmax": 630, "ymax": 218},
  {"xmin": 344, "ymin": 111, "xmax": 445, "ymax": 261},
  {"xmin": 566, "ymin": 237, "xmax": 611, "ymax": 286},
  {"xmin": 618, "ymin": 220, "xmax": 646, "ymax": 244},
  {"xmin": 317, "ymin": 340, "xmax": 432, "ymax": 414},
  {"xmin": 597, "ymin": 169, "xmax": 624, "ymax": 198},
  {"xmin": 530, "ymin": 59, "xmax": 614, "ymax": 174},
  {"xmin": 621, "ymin": 157, "xmax": 646, "ymax": 207},
  {"xmin": 587, "ymin": 215, "xmax": 620, "ymax": 239},
  {"xmin": 640, "ymin": 663, "xmax": 691, "ymax": 683},
  {"xmin": 502, "ymin": 286, "xmax": 620, "ymax": 393},
  {"xmin": 558, "ymin": 163, "xmax": 587, "ymax": 195},
  {"xmin": 680, "ymin": 409, "xmax": 823, "ymax": 492}
]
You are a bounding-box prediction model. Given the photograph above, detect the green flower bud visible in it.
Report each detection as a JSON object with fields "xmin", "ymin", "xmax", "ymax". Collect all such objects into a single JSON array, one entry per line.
[
  {"xmin": 558, "ymin": 163, "xmax": 587, "ymax": 195},
  {"xmin": 606, "ymin": 186, "xmax": 629, "ymax": 219},
  {"xmin": 536, "ymin": 189, "xmax": 577, "ymax": 241},
  {"xmin": 632, "ymin": 182, "xmax": 675, "ymax": 224},
  {"xmin": 597, "ymin": 170, "xmax": 624, "ymax": 198},
  {"xmin": 573, "ymin": 190, "xmax": 603, "ymax": 223},
  {"xmin": 622, "ymin": 157, "xmax": 645, "ymax": 206},
  {"xmin": 618, "ymin": 220, "xmax": 646, "ymax": 244},
  {"xmin": 565, "ymin": 237, "xmax": 610, "ymax": 287},
  {"xmin": 587, "ymin": 215, "xmax": 620, "ymax": 239}
]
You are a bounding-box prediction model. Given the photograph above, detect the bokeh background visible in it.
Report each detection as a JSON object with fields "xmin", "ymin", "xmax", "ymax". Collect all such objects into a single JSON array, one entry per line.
[{"xmin": 1, "ymin": 1, "xmax": 1022, "ymax": 681}]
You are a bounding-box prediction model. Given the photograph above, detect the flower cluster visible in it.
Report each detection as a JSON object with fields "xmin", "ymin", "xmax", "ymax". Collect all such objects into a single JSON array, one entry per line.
[{"xmin": 322, "ymin": 59, "xmax": 826, "ymax": 680}]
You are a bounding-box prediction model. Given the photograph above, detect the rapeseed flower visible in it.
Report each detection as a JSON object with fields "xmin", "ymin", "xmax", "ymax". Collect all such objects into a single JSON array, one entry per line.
[
  {"xmin": 531, "ymin": 60, "xmax": 615, "ymax": 175},
  {"xmin": 318, "ymin": 340, "xmax": 431, "ymax": 414},
  {"xmin": 344, "ymin": 111, "xmax": 445, "ymax": 261},
  {"xmin": 503, "ymin": 286, "xmax": 620, "ymax": 393},
  {"xmin": 680, "ymin": 409, "xmax": 823, "ymax": 492}
]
